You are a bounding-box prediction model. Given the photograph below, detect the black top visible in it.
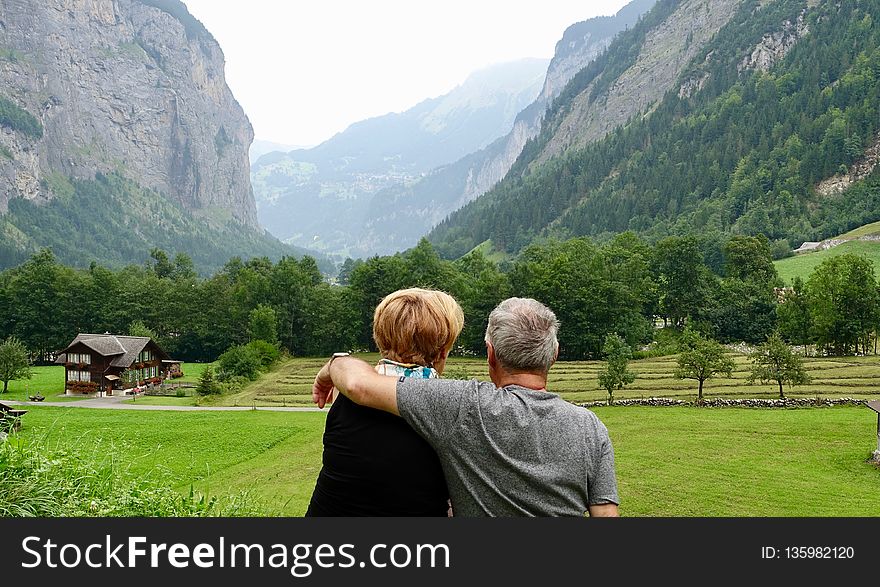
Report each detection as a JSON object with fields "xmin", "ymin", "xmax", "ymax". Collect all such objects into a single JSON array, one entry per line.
[{"xmin": 306, "ymin": 393, "xmax": 449, "ymax": 516}]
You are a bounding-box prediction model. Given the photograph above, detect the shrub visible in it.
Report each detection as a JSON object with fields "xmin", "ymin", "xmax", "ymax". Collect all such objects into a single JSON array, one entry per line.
[
  {"xmin": 246, "ymin": 340, "xmax": 280, "ymax": 369},
  {"xmin": 218, "ymin": 344, "xmax": 261, "ymax": 381},
  {"xmin": 218, "ymin": 341, "xmax": 280, "ymax": 381}
]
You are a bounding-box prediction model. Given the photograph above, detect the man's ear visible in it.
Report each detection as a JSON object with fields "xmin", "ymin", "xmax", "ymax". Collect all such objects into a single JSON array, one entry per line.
[{"xmin": 486, "ymin": 341, "xmax": 496, "ymax": 367}]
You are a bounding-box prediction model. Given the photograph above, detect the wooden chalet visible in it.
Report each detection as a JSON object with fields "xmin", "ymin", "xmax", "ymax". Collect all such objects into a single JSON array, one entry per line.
[{"xmin": 55, "ymin": 334, "xmax": 177, "ymax": 396}]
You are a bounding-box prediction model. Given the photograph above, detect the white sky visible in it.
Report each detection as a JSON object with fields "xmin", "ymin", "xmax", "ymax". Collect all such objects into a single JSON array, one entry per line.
[{"xmin": 182, "ymin": 1, "xmax": 630, "ymax": 147}]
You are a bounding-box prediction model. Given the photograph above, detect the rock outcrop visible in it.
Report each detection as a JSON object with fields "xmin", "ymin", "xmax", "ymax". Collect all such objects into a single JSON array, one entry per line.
[
  {"xmin": 816, "ymin": 132, "xmax": 880, "ymax": 197},
  {"xmin": 738, "ymin": 11, "xmax": 808, "ymax": 73},
  {"xmin": 0, "ymin": 0, "xmax": 257, "ymax": 226}
]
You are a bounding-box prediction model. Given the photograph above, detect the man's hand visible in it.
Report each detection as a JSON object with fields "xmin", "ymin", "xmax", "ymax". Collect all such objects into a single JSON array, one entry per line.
[{"xmin": 312, "ymin": 361, "xmax": 335, "ymax": 409}]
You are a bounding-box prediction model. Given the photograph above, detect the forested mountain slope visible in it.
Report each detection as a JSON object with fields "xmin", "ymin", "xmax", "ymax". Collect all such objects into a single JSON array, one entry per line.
[{"xmin": 429, "ymin": 0, "xmax": 880, "ymax": 260}]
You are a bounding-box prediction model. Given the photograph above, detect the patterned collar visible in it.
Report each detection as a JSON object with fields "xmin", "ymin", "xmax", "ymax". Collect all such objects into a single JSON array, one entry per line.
[{"xmin": 378, "ymin": 358, "xmax": 439, "ymax": 379}]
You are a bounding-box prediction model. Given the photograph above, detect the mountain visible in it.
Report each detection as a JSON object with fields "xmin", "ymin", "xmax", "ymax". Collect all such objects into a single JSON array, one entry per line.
[
  {"xmin": 429, "ymin": 0, "xmax": 880, "ymax": 259},
  {"xmin": 251, "ymin": 58, "xmax": 550, "ymax": 257},
  {"xmin": 0, "ymin": 0, "xmax": 319, "ymax": 273},
  {"xmin": 360, "ymin": 0, "xmax": 658, "ymax": 257},
  {"xmin": 250, "ymin": 139, "xmax": 309, "ymax": 164}
]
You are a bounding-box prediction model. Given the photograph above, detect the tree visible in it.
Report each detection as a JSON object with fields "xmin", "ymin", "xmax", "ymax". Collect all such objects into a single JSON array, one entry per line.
[
  {"xmin": 0, "ymin": 336, "xmax": 31, "ymax": 394},
  {"xmin": 128, "ymin": 319, "xmax": 156, "ymax": 340},
  {"xmin": 674, "ymin": 330, "xmax": 735, "ymax": 401},
  {"xmin": 195, "ymin": 365, "xmax": 221, "ymax": 396},
  {"xmin": 512, "ymin": 238, "xmax": 653, "ymax": 359},
  {"xmin": 248, "ymin": 304, "xmax": 278, "ymax": 344},
  {"xmin": 597, "ymin": 334, "xmax": 636, "ymax": 405},
  {"xmin": 149, "ymin": 248, "xmax": 175, "ymax": 279},
  {"xmin": 703, "ymin": 278, "xmax": 777, "ymax": 344},
  {"xmin": 777, "ymin": 276, "xmax": 812, "ymax": 354},
  {"xmin": 452, "ymin": 250, "xmax": 511, "ymax": 353},
  {"xmin": 806, "ymin": 254, "xmax": 880, "ymax": 355},
  {"xmin": 746, "ymin": 332, "xmax": 811, "ymax": 399},
  {"xmin": 723, "ymin": 235, "xmax": 778, "ymax": 284},
  {"xmin": 653, "ymin": 236, "xmax": 712, "ymax": 327},
  {"xmin": 336, "ymin": 258, "xmax": 362, "ymax": 286}
]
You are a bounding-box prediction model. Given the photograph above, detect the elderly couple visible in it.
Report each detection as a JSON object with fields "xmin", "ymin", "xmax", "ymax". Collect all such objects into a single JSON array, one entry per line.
[{"xmin": 308, "ymin": 288, "xmax": 619, "ymax": 517}]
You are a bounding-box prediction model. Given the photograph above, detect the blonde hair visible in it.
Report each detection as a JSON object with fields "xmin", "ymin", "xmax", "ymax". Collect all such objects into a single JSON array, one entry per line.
[{"xmin": 373, "ymin": 288, "xmax": 464, "ymax": 368}]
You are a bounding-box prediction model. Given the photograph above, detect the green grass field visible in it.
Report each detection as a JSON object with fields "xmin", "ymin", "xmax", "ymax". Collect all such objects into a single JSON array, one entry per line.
[
  {"xmin": 15, "ymin": 405, "xmax": 879, "ymax": 516},
  {"xmin": 837, "ymin": 220, "xmax": 880, "ymax": 240},
  {"xmin": 774, "ymin": 240, "xmax": 880, "ymax": 284},
  {"xmin": 205, "ymin": 353, "xmax": 880, "ymax": 407},
  {"xmin": 174, "ymin": 362, "xmax": 215, "ymax": 384},
  {"xmin": 1, "ymin": 365, "xmax": 80, "ymax": 402},
  {"xmin": 18, "ymin": 407, "xmax": 326, "ymax": 515}
]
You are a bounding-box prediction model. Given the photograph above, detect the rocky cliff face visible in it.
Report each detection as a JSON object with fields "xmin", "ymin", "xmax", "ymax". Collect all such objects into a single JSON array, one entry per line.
[
  {"xmin": 538, "ymin": 0, "xmax": 743, "ymax": 164},
  {"xmin": 0, "ymin": 0, "xmax": 257, "ymax": 226}
]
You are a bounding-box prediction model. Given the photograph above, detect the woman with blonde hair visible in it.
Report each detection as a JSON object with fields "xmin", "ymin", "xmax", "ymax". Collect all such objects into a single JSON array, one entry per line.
[{"xmin": 306, "ymin": 287, "xmax": 464, "ymax": 516}]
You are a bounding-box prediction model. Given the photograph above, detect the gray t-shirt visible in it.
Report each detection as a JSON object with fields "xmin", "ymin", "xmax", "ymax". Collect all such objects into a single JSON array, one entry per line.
[{"xmin": 397, "ymin": 378, "xmax": 619, "ymax": 517}]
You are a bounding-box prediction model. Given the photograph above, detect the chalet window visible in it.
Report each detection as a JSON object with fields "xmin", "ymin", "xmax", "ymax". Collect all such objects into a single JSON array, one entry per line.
[
  {"xmin": 67, "ymin": 370, "xmax": 90, "ymax": 382},
  {"xmin": 69, "ymin": 352, "xmax": 91, "ymax": 364}
]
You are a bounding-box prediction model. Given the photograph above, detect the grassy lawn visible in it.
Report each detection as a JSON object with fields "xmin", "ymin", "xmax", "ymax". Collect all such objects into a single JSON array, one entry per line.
[
  {"xmin": 0, "ymin": 365, "xmax": 87, "ymax": 402},
  {"xmin": 202, "ymin": 353, "xmax": 880, "ymax": 408},
  {"xmin": 18, "ymin": 406, "xmax": 326, "ymax": 515},
  {"xmin": 838, "ymin": 220, "xmax": 880, "ymax": 239},
  {"xmin": 595, "ymin": 406, "xmax": 880, "ymax": 516},
  {"xmin": 774, "ymin": 240, "xmax": 880, "ymax": 284},
  {"xmin": 14, "ymin": 404, "xmax": 879, "ymax": 516},
  {"xmin": 174, "ymin": 362, "xmax": 215, "ymax": 384}
]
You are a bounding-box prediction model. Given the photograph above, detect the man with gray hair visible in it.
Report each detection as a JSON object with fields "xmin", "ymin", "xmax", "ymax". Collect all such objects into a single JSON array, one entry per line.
[{"xmin": 312, "ymin": 297, "xmax": 619, "ymax": 517}]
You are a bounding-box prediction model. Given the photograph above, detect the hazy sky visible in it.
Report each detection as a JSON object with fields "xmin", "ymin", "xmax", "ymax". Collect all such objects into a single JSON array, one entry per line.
[{"xmin": 182, "ymin": 1, "xmax": 631, "ymax": 147}]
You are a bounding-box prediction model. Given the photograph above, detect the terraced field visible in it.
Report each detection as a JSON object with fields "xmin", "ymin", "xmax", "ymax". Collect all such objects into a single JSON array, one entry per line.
[{"xmin": 210, "ymin": 353, "xmax": 880, "ymax": 407}]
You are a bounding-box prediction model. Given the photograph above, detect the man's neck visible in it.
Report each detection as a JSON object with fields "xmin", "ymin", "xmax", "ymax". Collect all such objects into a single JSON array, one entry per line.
[{"xmin": 492, "ymin": 371, "xmax": 548, "ymax": 391}]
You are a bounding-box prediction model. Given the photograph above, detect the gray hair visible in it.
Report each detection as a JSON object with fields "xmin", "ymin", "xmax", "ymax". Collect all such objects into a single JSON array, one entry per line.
[{"xmin": 485, "ymin": 298, "xmax": 559, "ymax": 373}]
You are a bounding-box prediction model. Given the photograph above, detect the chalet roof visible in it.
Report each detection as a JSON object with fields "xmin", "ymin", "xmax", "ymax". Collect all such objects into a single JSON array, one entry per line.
[
  {"xmin": 77, "ymin": 334, "xmax": 126, "ymax": 356},
  {"xmin": 56, "ymin": 334, "xmax": 171, "ymax": 367}
]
